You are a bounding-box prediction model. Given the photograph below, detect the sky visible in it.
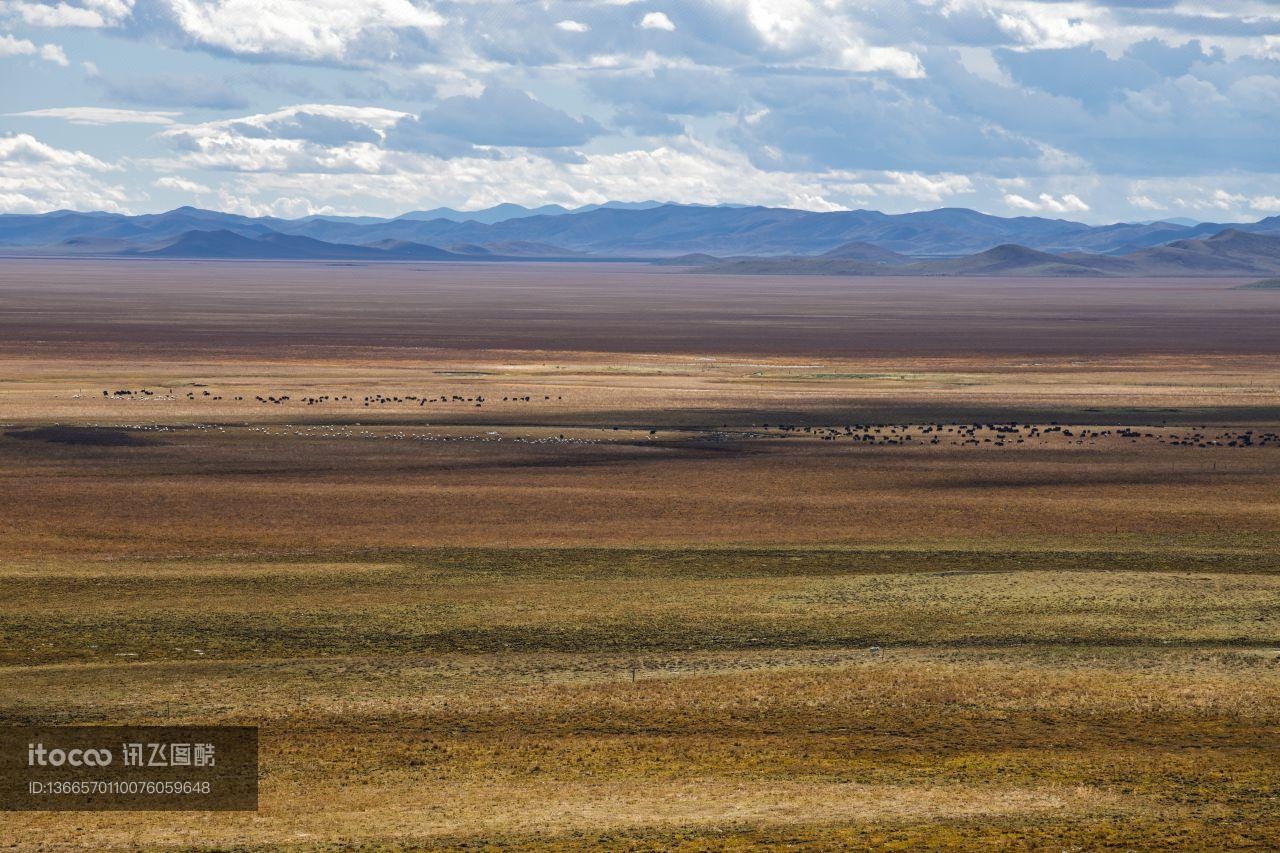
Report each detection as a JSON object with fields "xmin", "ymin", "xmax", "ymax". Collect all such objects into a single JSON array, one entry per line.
[{"xmin": 1, "ymin": 1, "xmax": 1280, "ymax": 222}]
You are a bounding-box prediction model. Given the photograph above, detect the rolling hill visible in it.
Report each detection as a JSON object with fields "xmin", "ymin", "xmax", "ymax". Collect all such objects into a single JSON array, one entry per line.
[
  {"xmin": 694, "ymin": 230, "xmax": 1280, "ymax": 278},
  {"xmin": 819, "ymin": 240, "xmax": 911, "ymax": 264},
  {"xmin": 125, "ymin": 229, "xmax": 470, "ymax": 261},
  {"xmin": 1118, "ymin": 229, "xmax": 1280, "ymax": 274}
]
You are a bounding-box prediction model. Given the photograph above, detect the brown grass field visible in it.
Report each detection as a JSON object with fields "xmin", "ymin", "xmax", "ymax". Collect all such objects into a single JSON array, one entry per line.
[{"xmin": 1, "ymin": 260, "xmax": 1278, "ymax": 849}]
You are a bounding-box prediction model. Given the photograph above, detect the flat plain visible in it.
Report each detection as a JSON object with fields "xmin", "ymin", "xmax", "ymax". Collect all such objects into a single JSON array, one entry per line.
[{"xmin": 1, "ymin": 260, "xmax": 1278, "ymax": 849}]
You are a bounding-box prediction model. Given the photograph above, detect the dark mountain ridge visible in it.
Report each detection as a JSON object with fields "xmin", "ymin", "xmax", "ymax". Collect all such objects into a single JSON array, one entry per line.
[
  {"xmin": 127, "ymin": 229, "xmax": 471, "ymax": 261},
  {"xmin": 102, "ymin": 229, "xmax": 612, "ymax": 263}
]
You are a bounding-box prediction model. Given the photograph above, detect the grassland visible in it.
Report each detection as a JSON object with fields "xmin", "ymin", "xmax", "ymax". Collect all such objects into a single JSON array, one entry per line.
[{"xmin": 1, "ymin": 261, "xmax": 1278, "ymax": 849}]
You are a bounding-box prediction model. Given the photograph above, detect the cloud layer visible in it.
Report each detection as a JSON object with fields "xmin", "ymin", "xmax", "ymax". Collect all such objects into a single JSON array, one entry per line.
[{"xmin": 1, "ymin": 0, "xmax": 1278, "ymax": 220}]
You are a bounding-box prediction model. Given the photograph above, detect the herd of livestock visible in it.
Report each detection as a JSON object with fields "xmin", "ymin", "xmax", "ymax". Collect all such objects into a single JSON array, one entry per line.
[{"xmin": 88, "ymin": 388, "xmax": 1280, "ymax": 451}]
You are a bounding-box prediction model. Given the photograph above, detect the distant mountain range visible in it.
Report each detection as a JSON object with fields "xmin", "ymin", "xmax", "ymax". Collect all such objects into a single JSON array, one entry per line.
[
  {"xmin": 394, "ymin": 200, "xmax": 667, "ymax": 224},
  {"xmin": 2, "ymin": 203, "xmax": 1279, "ymax": 274},
  {"xmin": 700, "ymin": 229, "xmax": 1280, "ymax": 278}
]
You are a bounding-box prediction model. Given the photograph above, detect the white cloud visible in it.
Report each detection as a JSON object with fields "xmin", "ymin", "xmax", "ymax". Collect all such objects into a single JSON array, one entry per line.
[
  {"xmin": 839, "ymin": 44, "xmax": 924, "ymax": 78},
  {"xmin": 0, "ymin": 33, "xmax": 35, "ymax": 54},
  {"xmin": 167, "ymin": 103, "xmax": 409, "ymax": 139},
  {"xmin": 1003, "ymin": 192, "xmax": 1089, "ymax": 214},
  {"xmin": 214, "ymin": 190, "xmax": 335, "ymax": 218},
  {"xmin": 157, "ymin": 105, "xmax": 412, "ymax": 173},
  {"xmin": 555, "ymin": 19, "xmax": 589, "ymax": 33},
  {"xmin": 719, "ymin": 0, "xmax": 925, "ymax": 78},
  {"xmin": 996, "ymin": 8, "xmax": 1103, "ymax": 50},
  {"xmin": 10, "ymin": 106, "xmax": 179, "ymax": 124},
  {"xmin": 1060, "ymin": 194, "xmax": 1089, "ymax": 213},
  {"xmin": 160, "ymin": 137, "xmax": 392, "ymax": 175},
  {"xmin": 1120, "ymin": 178, "xmax": 1280, "ymax": 220},
  {"xmin": 159, "ymin": 0, "xmax": 444, "ymax": 63},
  {"xmin": 2, "ymin": 0, "xmax": 129, "ymax": 28},
  {"xmin": 39, "ymin": 41, "xmax": 67, "ymax": 63},
  {"xmin": 736, "ymin": 0, "xmax": 813, "ymax": 50},
  {"xmin": 0, "ymin": 132, "xmax": 130, "ymax": 213},
  {"xmin": 0, "ymin": 31, "xmax": 69, "ymax": 63},
  {"xmin": 0, "ymin": 132, "xmax": 110, "ymax": 168},
  {"xmin": 1203, "ymin": 190, "xmax": 1280, "ymax": 215},
  {"xmin": 1004, "ymin": 193, "xmax": 1036, "ymax": 211},
  {"xmin": 154, "ymin": 175, "xmax": 211, "ymax": 193},
  {"xmin": 638, "ymin": 11, "xmax": 675, "ymax": 31},
  {"xmin": 1210, "ymin": 189, "xmax": 1246, "ymax": 210},
  {"xmin": 881, "ymin": 171, "xmax": 973, "ymax": 201}
]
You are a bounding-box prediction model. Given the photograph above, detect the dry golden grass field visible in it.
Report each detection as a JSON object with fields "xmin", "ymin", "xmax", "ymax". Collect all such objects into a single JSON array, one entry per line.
[{"xmin": 1, "ymin": 260, "xmax": 1279, "ymax": 849}]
